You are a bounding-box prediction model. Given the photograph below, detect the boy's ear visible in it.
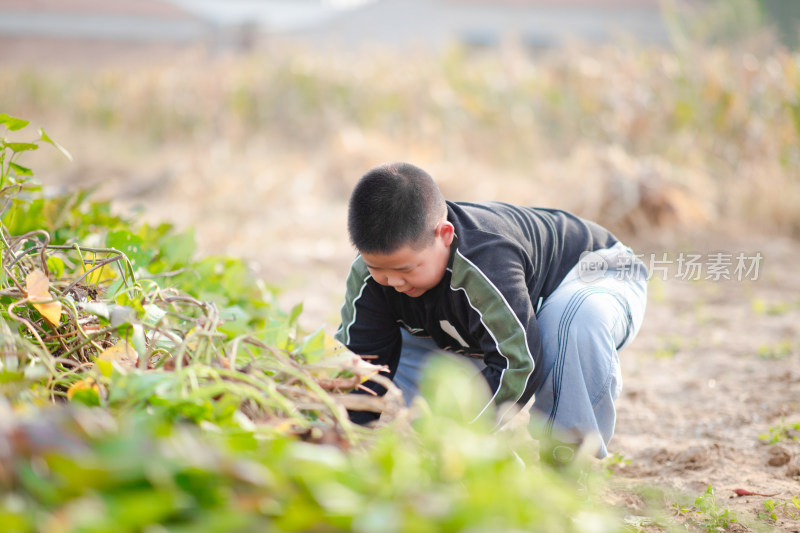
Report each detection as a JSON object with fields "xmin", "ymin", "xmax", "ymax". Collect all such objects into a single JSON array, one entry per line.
[{"xmin": 436, "ymin": 221, "xmax": 455, "ymax": 246}]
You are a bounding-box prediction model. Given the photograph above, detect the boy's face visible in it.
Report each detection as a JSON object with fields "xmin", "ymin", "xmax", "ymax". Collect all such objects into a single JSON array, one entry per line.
[{"xmin": 360, "ymin": 221, "xmax": 454, "ymax": 298}]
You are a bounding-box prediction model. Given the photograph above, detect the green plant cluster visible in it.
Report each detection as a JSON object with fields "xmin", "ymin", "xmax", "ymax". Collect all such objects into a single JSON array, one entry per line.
[
  {"xmin": 671, "ymin": 486, "xmax": 738, "ymax": 532},
  {"xmin": 761, "ymin": 495, "xmax": 800, "ymax": 523},
  {"xmin": 759, "ymin": 418, "xmax": 800, "ymax": 444},
  {"xmin": 0, "ymin": 115, "xmax": 623, "ymax": 532},
  {"xmin": 0, "ymin": 114, "xmax": 372, "ymax": 424},
  {"xmin": 0, "ymin": 392, "xmax": 617, "ymax": 533},
  {"xmin": 1, "ymin": 117, "xmax": 276, "ymax": 337}
]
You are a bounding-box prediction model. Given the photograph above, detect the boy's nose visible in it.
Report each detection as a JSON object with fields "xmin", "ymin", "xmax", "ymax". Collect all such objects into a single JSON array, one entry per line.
[{"xmin": 385, "ymin": 275, "xmax": 403, "ymax": 288}]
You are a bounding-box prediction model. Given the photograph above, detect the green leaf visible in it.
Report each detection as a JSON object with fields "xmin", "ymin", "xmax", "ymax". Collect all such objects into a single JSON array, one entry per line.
[
  {"xmin": 110, "ymin": 305, "xmax": 136, "ymax": 327},
  {"xmin": 157, "ymin": 227, "xmax": 195, "ymax": 267},
  {"xmin": 39, "ymin": 127, "xmax": 73, "ymax": 160},
  {"xmin": 143, "ymin": 304, "xmax": 167, "ymax": 327},
  {"xmin": 8, "ymin": 162, "xmax": 33, "ymax": 176},
  {"xmin": 0, "ymin": 509, "xmax": 32, "ymax": 533},
  {"xmin": 0, "ymin": 113, "xmax": 29, "ymax": 131},
  {"xmin": 96, "ymin": 358, "xmax": 113, "ymax": 378},
  {"xmin": 69, "ymin": 386, "xmax": 102, "ymax": 407},
  {"xmin": 81, "ymin": 302, "xmax": 111, "ymax": 320},
  {"xmin": 418, "ymin": 356, "xmax": 494, "ymax": 429},
  {"xmin": 0, "ymin": 369, "xmax": 25, "ymax": 384},
  {"xmin": 107, "ymin": 372, "xmax": 177, "ymax": 407},
  {"xmin": 46, "ymin": 255, "xmax": 66, "ymax": 279},
  {"xmin": 105, "ymin": 489, "xmax": 183, "ymax": 528},
  {"xmin": 288, "ymin": 302, "xmax": 304, "ymax": 326},
  {"xmin": 106, "ymin": 229, "xmax": 154, "ymax": 269},
  {"xmin": 5, "ymin": 142, "xmax": 38, "ymax": 153},
  {"xmin": 150, "ymin": 396, "xmax": 215, "ymax": 424},
  {"xmin": 107, "ymin": 277, "xmax": 125, "ymax": 301},
  {"xmin": 263, "ymin": 316, "xmax": 292, "ymax": 349},
  {"xmin": 221, "ymin": 260, "xmax": 249, "ymax": 296},
  {"xmin": 2, "ymin": 197, "xmax": 44, "ymax": 235},
  {"xmin": 300, "ymin": 326, "xmax": 326, "ymax": 363},
  {"xmin": 217, "ymin": 305, "xmax": 251, "ymax": 338},
  {"xmin": 17, "ymin": 462, "xmax": 61, "ymax": 506},
  {"xmin": 131, "ymin": 324, "xmax": 147, "ymax": 362}
]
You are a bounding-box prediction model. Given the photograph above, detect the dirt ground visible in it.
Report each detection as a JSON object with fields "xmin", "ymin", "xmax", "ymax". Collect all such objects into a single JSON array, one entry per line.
[
  {"xmin": 606, "ymin": 234, "xmax": 800, "ymax": 532},
  {"xmin": 246, "ymin": 222, "xmax": 800, "ymax": 532}
]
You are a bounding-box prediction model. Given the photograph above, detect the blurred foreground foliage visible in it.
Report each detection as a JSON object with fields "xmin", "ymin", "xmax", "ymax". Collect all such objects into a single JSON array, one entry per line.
[{"xmin": 0, "ymin": 117, "xmax": 624, "ymax": 532}]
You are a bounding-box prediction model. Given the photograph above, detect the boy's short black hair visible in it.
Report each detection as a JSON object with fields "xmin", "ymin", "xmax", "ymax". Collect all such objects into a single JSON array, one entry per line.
[{"xmin": 347, "ymin": 162, "xmax": 446, "ymax": 254}]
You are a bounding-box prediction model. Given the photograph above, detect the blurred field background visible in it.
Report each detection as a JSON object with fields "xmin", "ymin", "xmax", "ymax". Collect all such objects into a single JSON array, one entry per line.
[{"xmin": 2, "ymin": 0, "xmax": 800, "ymax": 331}]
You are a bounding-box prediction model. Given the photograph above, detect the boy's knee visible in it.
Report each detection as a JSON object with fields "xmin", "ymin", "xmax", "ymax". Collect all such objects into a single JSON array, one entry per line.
[
  {"xmin": 565, "ymin": 310, "xmax": 617, "ymax": 355},
  {"xmin": 570, "ymin": 291, "xmax": 634, "ymax": 352}
]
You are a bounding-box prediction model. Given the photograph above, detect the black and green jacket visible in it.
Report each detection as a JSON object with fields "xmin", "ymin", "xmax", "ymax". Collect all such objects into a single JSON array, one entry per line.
[{"xmin": 335, "ymin": 200, "xmax": 619, "ymax": 426}]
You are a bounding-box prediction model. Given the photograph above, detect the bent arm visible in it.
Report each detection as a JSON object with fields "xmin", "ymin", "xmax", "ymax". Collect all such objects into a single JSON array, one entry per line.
[
  {"xmin": 450, "ymin": 247, "xmax": 541, "ymax": 428},
  {"xmin": 335, "ymin": 257, "xmax": 401, "ymax": 424}
]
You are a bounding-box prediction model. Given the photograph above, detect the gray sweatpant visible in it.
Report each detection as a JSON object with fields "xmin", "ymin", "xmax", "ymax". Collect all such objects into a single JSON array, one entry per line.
[{"xmin": 393, "ymin": 242, "xmax": 648, "ymax": 458}]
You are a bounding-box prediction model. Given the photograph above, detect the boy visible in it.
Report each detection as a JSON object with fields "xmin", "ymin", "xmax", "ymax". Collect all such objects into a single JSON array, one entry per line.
[{"xmin": 335, "ymin": 162, "xmax": 647, "ymax": 462}]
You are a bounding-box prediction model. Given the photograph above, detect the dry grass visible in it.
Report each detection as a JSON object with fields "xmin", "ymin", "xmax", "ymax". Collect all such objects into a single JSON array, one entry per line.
[
  {"xmin": 2, "ymin": 37, "xmax": 799, "ymax": 325},
  {"xmin": 4, "ymin": 37, "xmax": 799, "ymax": 231}
]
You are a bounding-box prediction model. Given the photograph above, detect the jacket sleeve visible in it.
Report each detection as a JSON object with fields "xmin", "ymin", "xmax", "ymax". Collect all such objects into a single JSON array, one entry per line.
[
  {"xmin": 450, "ymin": 243, "xmax": 542, "ymax": 429},
  {"xmin": 334, "ymin": 257, "xmax": 402, "ymax": 424}
]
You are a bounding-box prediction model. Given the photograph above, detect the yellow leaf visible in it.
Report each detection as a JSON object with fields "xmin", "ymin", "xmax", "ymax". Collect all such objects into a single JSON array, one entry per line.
[
  {"xmin": 96, "ymin": 358, "xmax": 113, "ymax": 378},
  {"xmin": 274, "ymin": 419, "xmax": 296, "ymax": 434},
  {"xmin": 84, "ymin": 262, "xmax": 117, "ymax": 285},
  {"xmin": 98, "ymin": 340, "xmax": 139, "ymax": 370},
  {"xmin": 324, "ymin": 334, "xmax": 348, "ymax": 357},
  {"xmin": 26, "ymin": 268, "xmax": 48, "ymax": 296},
  {"xmin": 26, "ymin": 269, "xmax": 62, "ymax": 326},
  {"xmin": 67, "ymin": 378, "xmax": 100, "ymax": 400}
]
